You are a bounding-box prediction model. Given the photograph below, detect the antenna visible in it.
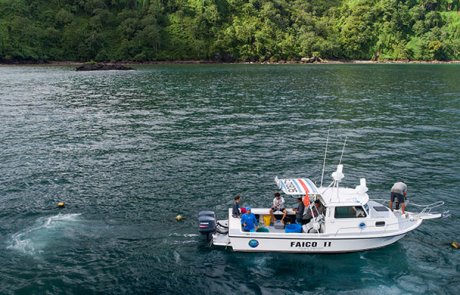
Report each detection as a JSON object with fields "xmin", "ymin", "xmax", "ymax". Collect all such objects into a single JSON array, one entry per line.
[
  {"xmin": 320, "ymin": 128, "xmax": 330, "ymax": 187},
  {"xmin": 339, "ymin": 136, "xmax": 347, "ymax": 165}
]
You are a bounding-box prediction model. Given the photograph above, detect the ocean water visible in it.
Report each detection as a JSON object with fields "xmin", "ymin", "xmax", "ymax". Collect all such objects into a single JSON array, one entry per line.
[{"xmin": 0, "ymin": 64, "xmax": 459, "ymax": 294}]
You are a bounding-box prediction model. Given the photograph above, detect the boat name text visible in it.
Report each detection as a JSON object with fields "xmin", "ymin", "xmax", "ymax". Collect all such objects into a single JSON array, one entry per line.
[{"xmin": 290, "ymin": 241, "xmax": 332, "ymax": 248}]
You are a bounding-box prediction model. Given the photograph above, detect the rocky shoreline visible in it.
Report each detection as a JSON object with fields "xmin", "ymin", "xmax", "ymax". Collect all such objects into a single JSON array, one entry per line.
[
  {"xmin": 1, "ymin": 59, "xmax": 460, "ymax": 67},
  {"xmin": 75, "ymin": 63, "xmax": 134, "ymax": 71}
]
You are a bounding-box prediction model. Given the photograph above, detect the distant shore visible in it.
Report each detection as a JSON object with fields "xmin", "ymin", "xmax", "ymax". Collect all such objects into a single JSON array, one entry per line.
[{"xmin": 1, "ymin": 59, "xmax": 460, "ymax": 66}]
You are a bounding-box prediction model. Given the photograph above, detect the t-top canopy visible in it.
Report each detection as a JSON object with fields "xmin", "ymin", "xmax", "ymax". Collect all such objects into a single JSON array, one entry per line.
[{"xmin": 275, "ymin": 177, "xmax": 320, "ymax": 196}]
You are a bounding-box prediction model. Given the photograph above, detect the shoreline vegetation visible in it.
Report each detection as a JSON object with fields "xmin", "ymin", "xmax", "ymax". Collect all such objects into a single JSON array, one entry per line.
[
  {"xmin": 1, "ymin": 59, "xmax": 460, "ymax": 68},
  {"xmin": 1, "ymin": 1, "xmax": 459, "ymax": 64}
]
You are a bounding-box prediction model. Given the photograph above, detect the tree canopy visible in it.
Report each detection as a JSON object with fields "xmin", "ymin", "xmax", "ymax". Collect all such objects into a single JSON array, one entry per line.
[{"xmin": 0, "ymin": 0, "xmax": 459, "ymax": 62}]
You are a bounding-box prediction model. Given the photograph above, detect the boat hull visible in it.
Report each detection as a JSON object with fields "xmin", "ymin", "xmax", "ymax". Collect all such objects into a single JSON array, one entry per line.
[
  {"xmin": 226, "ymin": 233, "xmax": 407, "ymax": 253},
  {"xmin": 208, "ymin": 205, "xmax": 437, "ymax": 253}
]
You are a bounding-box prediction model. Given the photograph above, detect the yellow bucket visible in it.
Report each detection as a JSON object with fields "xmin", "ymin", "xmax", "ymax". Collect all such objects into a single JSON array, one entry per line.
[{"xmin": 263, "ymin": 215, "xmax": 271, "ymax": 226}]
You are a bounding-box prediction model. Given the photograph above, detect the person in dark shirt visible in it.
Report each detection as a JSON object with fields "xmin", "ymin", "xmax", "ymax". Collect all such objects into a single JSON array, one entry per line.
[
  {"xmin": 294, "ymin": 197, "xmax": 305, "ymax": 224},
  {"xmin": 303, "ymin": 200, "xmax": 324, "ymax": 223},
  {"xmin": 232, "ymin": 195, "xmax": 241, "ymax": 218}
]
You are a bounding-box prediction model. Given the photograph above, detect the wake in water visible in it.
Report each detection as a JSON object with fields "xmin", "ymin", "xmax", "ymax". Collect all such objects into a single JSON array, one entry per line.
[{"xmin": 7, "ymin": 213, "xmax": 82, "ymax": 255}]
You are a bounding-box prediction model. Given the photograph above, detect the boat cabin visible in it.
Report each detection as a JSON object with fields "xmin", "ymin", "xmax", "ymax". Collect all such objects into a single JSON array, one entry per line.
[{"xmin": 232, "ymin": 174, "xmax": 400, "ymax": 235}]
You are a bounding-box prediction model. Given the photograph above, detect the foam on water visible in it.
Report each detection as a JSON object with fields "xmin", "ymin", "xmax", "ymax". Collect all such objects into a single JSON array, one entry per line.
[
  {"xmin": 7, "ymin": 213, "xmax": 82, "ymax": 255},
  {"xmin": 168, "ymin": 233, "xmax": 199, "ymax": 237}
]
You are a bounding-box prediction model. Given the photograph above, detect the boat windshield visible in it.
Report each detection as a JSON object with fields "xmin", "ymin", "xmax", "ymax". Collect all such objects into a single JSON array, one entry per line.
[
  {"xmin": 363, "ymin": 203, "xmax": 369, "ymax": 215},
  {"xmin": 334, "ymin": 206, "xmax": 367, "ymax": 218}
]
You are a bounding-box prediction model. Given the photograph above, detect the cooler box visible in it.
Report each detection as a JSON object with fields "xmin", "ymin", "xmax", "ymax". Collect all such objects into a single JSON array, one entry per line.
[
  {"xmin": 274, "ymin": 221, "xmax": 285, "ymax": 229},
  {"xmin": 285, "ymin": 223, "xmax": 302, "ymax": 233}
]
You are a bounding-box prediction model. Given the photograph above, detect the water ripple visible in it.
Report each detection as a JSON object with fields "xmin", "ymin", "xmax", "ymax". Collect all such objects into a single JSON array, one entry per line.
[{"xmin": 0, "ymin": 64, "xmax": 459, "ymax": 294}]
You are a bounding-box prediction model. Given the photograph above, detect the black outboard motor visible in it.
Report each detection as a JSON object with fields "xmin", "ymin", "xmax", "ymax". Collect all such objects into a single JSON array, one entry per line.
[{"xmin": 198, "ymin": 211, "xmax": 216, "ymax": 241}]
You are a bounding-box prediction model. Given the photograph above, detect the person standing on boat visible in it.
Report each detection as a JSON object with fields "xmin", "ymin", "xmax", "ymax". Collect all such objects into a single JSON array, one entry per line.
[
  {"xmin": 232, "ymin": 195, "xmax": 241, "ymax": 218},
  {"xmin": 294, "ymin": 197, "xmax": 305, "ymax": 224},
  {"xmin": 269, "ymin": 192, "xmax": 287, "ymax": 224},
  {"xmin": 241, "ymin": 207, "xmax": 258, "ymax": 232},
  {"xmin": 389, "ymin": 181, "xmax": 408, "ymax": 214}
]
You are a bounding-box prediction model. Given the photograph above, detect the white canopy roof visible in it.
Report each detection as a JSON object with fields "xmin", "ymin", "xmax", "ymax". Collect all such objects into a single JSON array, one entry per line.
[{"xmin": 275, "ymin": 177, "xmax": 320, "ymax": 196}]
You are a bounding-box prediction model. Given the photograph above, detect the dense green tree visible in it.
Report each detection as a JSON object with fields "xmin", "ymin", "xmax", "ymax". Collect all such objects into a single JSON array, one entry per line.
[{"xmin": 0, "ymin": 0, "xmax": 459, "ymax": 62}]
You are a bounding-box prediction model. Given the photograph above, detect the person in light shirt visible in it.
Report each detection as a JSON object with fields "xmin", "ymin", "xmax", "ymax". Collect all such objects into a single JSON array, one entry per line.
[
  {"xmin": 269, "ymin": 192, "xmax": 287, "ymax": 224},
  {"xmin": 389, "ymin": 181, "xmax": 408, "ymax": 214}
]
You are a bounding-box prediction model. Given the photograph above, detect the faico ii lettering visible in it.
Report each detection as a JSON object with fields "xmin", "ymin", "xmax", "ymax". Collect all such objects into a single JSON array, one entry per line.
[{"xmin": 290, "ymin": 241, "xmax": 332, "ymax": 247}]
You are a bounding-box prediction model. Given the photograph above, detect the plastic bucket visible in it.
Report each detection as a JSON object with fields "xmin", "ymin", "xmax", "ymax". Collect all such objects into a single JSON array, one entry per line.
[
  {"xmin": 263, "ymin": 215, "xmax": 271, "ymax": 226},
  {"xmin": 257, "ymin": 227, "xmax": 269, "ymax": 232}
]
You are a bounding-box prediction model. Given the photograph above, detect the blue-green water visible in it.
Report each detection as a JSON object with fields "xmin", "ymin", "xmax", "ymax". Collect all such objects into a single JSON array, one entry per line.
[{"xmin": 0, "ymin": 64, "xmax": 459, "ymax": 294}]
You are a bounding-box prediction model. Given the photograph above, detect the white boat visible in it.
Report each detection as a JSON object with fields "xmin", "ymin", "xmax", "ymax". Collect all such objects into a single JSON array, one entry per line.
[{"xmin": 198, "ymin": 164, "xmax": 444, "ymax": 253}]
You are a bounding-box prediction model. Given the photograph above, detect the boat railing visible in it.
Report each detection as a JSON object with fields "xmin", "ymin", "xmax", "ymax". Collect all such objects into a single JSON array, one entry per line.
[
  {"xmin": 370, "ymin": 198, "xmax": 409, "ymax": 205},
  {"xmin": 410, "ymin": 200, "xmax": 445, "ymax": 216},
  {"xmin": 370, "ymin": 198, "xmax": 444, "ymax": 213},
  {"xmin": 370, "ymin": 198, "xmax": 387, "ymax": 203},
  {"xmin": 374, "ymin": 198, "xmax": 448, "ymax": 219}
]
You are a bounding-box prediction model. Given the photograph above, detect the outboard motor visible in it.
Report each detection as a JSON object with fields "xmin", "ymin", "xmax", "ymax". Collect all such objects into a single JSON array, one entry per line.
[{"xmin": 198, "ymin": 211, "xmax": 216, "ymax": 241}]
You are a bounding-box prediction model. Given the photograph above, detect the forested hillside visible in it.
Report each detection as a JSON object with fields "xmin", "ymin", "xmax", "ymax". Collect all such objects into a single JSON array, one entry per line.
[{"xmin": 0, "ymin": 0, "xmax": 459, "ymax": 62}]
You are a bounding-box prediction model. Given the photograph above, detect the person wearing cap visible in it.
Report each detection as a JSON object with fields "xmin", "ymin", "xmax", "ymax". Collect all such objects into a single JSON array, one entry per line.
[
  {"xmin": 269, "ymin": 192, "xmax": 287, "ymax": 224},
  {"xmin": 241, "ymin": 207, "xmax": 258, "ymax": 232},
  {"xmin": 389, "ymin": 180, "xmax": 408, "ymax": 214}
]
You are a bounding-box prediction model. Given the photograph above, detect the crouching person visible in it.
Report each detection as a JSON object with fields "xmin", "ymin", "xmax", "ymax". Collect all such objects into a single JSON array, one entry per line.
[
  {"xmin": 389, "ymin": 180, "xmax": 408, "ymax": 214},
  {"xmin": 241, "ymin": 207, "xmax": 258, "ymax": 232}
]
